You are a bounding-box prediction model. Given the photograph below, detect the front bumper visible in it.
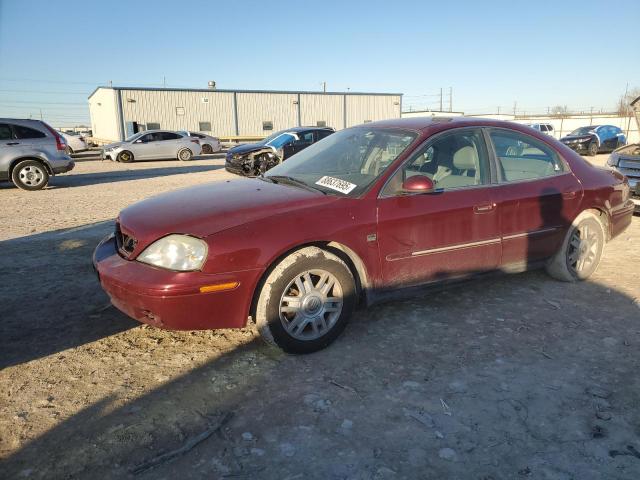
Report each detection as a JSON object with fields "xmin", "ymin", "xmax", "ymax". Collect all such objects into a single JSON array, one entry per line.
[
  {"xmin": 93, "ymin": 235, "xmax": 261, "ymax": 330},
  {"xmin": 561, "ymin": 142, "xmax": 591, "ymax": 153}
]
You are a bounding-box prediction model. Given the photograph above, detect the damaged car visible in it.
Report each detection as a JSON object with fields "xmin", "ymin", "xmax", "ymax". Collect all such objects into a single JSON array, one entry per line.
[
  {"xmin": 608, "ymin": 143, "xmax": 640, "ymax": 212},
  {"xmin": 225, "ymin": 126, "xmax": 334, "ymax": 176}
]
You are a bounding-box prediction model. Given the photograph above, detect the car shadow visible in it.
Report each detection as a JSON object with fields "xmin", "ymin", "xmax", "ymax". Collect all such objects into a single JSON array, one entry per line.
[{"xmin": 0, "ymin": 221, "xmax": 136, "ymax": 369}]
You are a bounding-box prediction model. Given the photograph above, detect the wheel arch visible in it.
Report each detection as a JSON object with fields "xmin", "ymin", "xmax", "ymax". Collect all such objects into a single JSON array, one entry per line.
[
  {"xmin": 247, "ymin": 240, "xmax": 369, "ymax": 324},
  {"xmin": 572, "ymin": 207, "xmax": 610, "ymax": 241},
  {"xmin": 9, "ymin": 156, "xmax": 53, "ymax": 177}
]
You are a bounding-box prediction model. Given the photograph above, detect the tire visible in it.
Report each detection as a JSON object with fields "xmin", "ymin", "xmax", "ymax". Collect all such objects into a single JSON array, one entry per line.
[
  {"xmin": 201, "ymin": 144, "xmax": 213, "ymax": 154},
  {"xmin": 178, "ymin": 148, "xmax": 193, "ymax": 161},
  {"xmin": 255, "ymin": 246, "xmax": 356, "ymax": 354},
  {"xmin": 588, "ymin": 141, "xmax": 598, "ymax": 156},
  {"xmin": 11, "ymin": 160, "xmax": 50, "ymax": 191},
  {"xmin": 117, "ymin": 150, "xmax": 134, "ymax": 163},
  {"xmin": 66, "ymin": 146, "xmax": 74, "ymax": 155},
  {"xmin": 545, "ymin": 211, "xmax": 605, "ymax": 282}
]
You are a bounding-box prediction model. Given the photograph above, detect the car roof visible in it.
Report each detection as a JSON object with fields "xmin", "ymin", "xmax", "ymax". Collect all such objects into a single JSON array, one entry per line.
[
  {"xmin": 361, "ymin": 116, "xmax": 537, "ymax": 133},
  {"xmin": 287, "ymin": 126, "xmax": 334, "ymax": 132}
]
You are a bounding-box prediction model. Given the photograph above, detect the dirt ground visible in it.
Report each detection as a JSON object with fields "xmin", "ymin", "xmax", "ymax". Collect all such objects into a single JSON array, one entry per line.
[{"xmin": 1, "ymin": 153, "xmax": 639, "ymax": 479}]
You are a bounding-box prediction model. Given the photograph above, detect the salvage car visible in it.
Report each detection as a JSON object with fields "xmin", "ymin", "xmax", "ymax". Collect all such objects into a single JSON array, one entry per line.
[
  {"xmin": 94, "ymin": 117, "xmax": 634, "ymax": 354},
  {"xmin": 560, "ymin": 125, "xmax": 626, "ymax": 156},
  {"xmin": 607, "ymin": 143, "xmax": 640, "ymax": 212},
  {"xmin": 225, "ymin": 126, "xmax": 334, "ymax": 176},
  {"xmin": 177, "ymin": 131, "xmax": 221, "ymax": 154},
  {"xmin": 101, "ymin": 130, "xmax": 201, "ymax": 162}
]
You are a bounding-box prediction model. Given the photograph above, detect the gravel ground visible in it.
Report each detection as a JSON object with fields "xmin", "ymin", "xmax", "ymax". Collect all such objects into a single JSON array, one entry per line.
[{"xmin": 1, "ymin": 154, "xmax": 639, "ymax": 479}]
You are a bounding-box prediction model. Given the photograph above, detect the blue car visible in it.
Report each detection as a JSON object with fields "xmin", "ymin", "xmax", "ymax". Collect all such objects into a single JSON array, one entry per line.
[{"xmin": 560, "ymin": 125, "xmax": 627, "ymax": 156}]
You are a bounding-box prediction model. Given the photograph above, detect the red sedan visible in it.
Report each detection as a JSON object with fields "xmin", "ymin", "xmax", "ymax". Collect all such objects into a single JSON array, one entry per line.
[{"xmin": 93, "ymin": 117, "xmax": 634, "ymax": 353}]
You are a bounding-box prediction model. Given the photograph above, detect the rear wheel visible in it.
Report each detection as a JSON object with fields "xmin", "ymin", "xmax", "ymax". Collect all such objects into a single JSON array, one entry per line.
[
  {"xmin": 11, "ymin": 160, "xmax": 49, "ymax": 191},
  {"xmin": 117, "ymin": 150, "xmax": 134, "ymax": 163},
  {"xmin": 545, "ymin": 211, "xmax": 605, "ymax": 281},
  {"xmin": 202, "ymin": 144, "xmax": 213, "ymax": 154},
  {"xmin": 255, "ymin": 247, "xmax": 356, "ymax": 354},
  {"xmin": 588, "ymin": 141, "xmax": 598, "ymax": 156},
  {"xmin": 178, "ymin": 148, "xmax": 193, "ymax": 161}
]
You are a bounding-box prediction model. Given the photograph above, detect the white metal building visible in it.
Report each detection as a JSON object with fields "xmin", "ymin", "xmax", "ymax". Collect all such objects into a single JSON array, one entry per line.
[{"xmin": 88, "ymin": 86, "xmax": 403, "ymax": 142}]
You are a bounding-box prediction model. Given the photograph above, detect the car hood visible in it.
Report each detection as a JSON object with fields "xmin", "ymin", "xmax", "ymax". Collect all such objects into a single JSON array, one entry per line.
[
  {"xmin": 227, "ymin": 142, "xmax": 268, "ymax": 156},
  {"xmin": 560, "ymin": 134, "xmax": 593, "ymax": 142},
  {"xmin": 118, "ymin": 178, "xmax": 336, "ymax": 252}
]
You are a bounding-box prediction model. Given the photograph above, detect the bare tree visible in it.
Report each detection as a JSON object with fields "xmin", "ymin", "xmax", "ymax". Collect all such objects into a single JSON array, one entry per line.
[
  {"xmin": 550, "ymin": 105, "xmax": 569, "ymax": 117},
  {"xmin": 617, "ymin": 87, "xmax": 640, "ymax": 116}
]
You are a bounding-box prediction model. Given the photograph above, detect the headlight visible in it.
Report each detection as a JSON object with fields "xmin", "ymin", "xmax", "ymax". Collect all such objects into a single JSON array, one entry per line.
[
  {"xmin": 577, "ymin": 137, "xmax": 591, "ymax": 143},
  {"xmin": 137, "ymin": 234, "xmax": 208, "ymax": 271}
]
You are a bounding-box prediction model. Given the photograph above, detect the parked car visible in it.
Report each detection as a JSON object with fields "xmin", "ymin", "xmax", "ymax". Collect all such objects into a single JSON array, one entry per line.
[
  {"xmin": 177, "ymin": 131, "xmax": 221, "ymax": 154},
  {"xmin": 527, "ymin": 123, "xmax": 555, "ymax": 136},
  {"xmin": 94, "ymin": 117, "xmax": 634, "ymax": 353},
  {"xmin": 607, "ymin": 143, "xmax": 640, "ymax": 212},
  {"xmin": 560, "ymin": 125, "xmax": 626, "ymax": 156},
  {"xmin": 101, "ymin": 130, "xmax": 202, "ymax": 162},
  {"xmin": 225, "ymin": 126, "xmax": 334, "ymax": 176},
  {"xmin": 58, "ymin": 131, "xmax": 88, "ymax": 153},
  {"xmin": 0, "ymin": 118, "xmax": 74, "ymax": 190}
]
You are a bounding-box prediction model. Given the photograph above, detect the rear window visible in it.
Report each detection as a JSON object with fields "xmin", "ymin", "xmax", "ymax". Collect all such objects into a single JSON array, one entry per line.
[{"xmin": 13, "ymin": 124, "xmax": 46, "ymax": 139}]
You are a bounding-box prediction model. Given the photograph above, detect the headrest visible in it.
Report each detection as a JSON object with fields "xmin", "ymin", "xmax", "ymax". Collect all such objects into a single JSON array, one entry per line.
[{"xmin": 453, "ymin": 145, "xmax": 478, "ymax": 170}]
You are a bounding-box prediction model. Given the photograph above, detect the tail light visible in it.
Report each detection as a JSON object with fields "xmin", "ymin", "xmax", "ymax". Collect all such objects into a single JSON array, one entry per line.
[{"xmin": 40, "ymin": 121, "xmax": 66, "ymax": 151}]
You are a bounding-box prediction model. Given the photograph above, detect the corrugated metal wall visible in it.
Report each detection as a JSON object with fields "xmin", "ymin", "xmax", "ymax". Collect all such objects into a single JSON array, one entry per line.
[
  {"xmin": 346, "ymin": 95, "xmax": 401, "ymax": 127},
  {"xmin": 235, "ymin": 92, "xmax": 298, "ymax": 135},
  {"xmin": 119, "ymin": 89, "xmax": 236, "ymax": 137},
  {"xmin": 88, "ymin": 88, "xmax": 402, "ymax": 141},
  {"xmin": 299, "ymin": 94, "xmax": 344, "ymax": 129}
]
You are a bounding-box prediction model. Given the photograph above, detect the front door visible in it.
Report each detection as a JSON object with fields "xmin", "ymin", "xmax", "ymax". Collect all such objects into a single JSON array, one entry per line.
[
  {"xmin": 376, "ymin": 128, "xmax": 501, "ymax": 288},
  {"xmin": 487, "ymin": 128, "xmax": 583, "ymax": 267}
]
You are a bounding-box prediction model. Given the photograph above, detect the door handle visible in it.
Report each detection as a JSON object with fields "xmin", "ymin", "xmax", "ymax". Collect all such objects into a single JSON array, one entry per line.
[
  {"xmin": 562, "ymin": 191, "xmax": 577, "ymax": 199},
  {"xmin": 7, "ymin": 142, "xmax": 19, "ymax": 145},
  {"xmin": 474, "ymin": 202, "xmax": 496, "ymax": 213}
]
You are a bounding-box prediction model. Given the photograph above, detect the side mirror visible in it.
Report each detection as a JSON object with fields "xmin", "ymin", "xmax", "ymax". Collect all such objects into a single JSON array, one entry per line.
[{"xmin": 402, "ymin": 175, "xmax": 434, "ymax": 193}]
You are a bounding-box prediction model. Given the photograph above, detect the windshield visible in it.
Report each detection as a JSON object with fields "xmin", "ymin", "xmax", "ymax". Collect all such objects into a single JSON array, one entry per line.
[
  {"xmin": 265, "ymin": 127, "xmax": 417, "ymax": 196},
  {"xmin": 266, "ymin": 132, "xmax": 298, "ymax": 149},
  {"xmin": 569, "ymin": 126, "xmax": 597, "ymax": 136},
  {"xmin": 125, "ymin": 132, "xmax": 145, "ymax": 142}
]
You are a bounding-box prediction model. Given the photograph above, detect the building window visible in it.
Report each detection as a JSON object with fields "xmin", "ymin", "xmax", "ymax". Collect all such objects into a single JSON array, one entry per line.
[
  {"xmin": 199, "ymin": 122, "xmax": 212, "ymax": 132},
  {"xmin": 262, "ymin": 121, "xmax": 273, "ymax": 131},
  {"xmin": 317, "ymin": 121, "xmax": 327, "ymax": 127},
  {"xmin": 176, "ymin": 107, "xmax": 185, "ymax": 116},
  {"xmin": 147, "ymin": 122, "xmax": 161, "ymax": 130},
  {"xmin": 363, "ymin": 120, "xmax": 372, "ymax": 123}
]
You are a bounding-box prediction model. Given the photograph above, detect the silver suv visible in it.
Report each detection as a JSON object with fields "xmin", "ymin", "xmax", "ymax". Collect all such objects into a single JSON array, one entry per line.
[{"xmin": 0, "ymin": 119, "xmax": 75, "ymax": 190}]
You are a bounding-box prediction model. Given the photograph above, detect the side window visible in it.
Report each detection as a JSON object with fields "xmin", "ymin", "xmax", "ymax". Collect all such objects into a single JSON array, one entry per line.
[
  {"xmin": 316, "ymin": 130, "xmax": 333, "ymax": 140},
  {"xmin": 382, "ymin": 128, "xmax": 489, "ymax": 195},
  {"xmin": 160, "ymin": 132, "xmax": 181, "ymax": 141},
  {"xmin": 12, "ymin": 124, "xmax": 46, "ymax": 139},
  {"xmin": 294, "ymin": 132, "xmax": 314, "ymax": 145},
  {"xmin": 0, "ymin": 123, "xmax": 13, "ymax": 140},
  {"xmin": 490, "ymin": 129, "xmax": 564, "ymax": 182},
  {"xmin": 139, "ymin": 133, "xmax": 155, "ymax": 143}
]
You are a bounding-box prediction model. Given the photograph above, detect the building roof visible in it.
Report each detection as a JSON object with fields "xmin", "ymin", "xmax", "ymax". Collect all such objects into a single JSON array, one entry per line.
[{"xmin": 88, "ymin": 86, "xmax": 403, "ymax": 99}]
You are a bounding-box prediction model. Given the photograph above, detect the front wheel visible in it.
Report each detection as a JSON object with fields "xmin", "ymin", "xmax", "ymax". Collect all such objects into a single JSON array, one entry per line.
[
  {"xmin": 178, "ymin": 148, "xmax": 193, "ymax": 161},
  {"xmin": 588, "ymin": 141, "xmax": 598, "ymax": 156},
  {"xmin": 117, "ymin": 150, "xmax": 134, "ymax": 163},
  {"xmin": 11, "ymin": 160, "xmax": 49, "ymax": 190},
  {"xmin": 255, "ymin": 247, "xmax": 356, "ymax": 354},
  {"xmin": 545, "ymin": 212, "xmax": 605, "ymax": 281}
]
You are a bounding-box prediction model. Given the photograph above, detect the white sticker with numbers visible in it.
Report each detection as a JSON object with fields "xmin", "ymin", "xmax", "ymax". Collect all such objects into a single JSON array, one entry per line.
[{"xmin": 315, "ymin": 176, "xmax": 357, "ymax": 194}]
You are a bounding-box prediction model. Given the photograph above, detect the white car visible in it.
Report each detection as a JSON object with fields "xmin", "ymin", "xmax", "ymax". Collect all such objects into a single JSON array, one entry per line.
[
  {"xmin": 178, "ymin": 131, "xmax": 221, "ymax": 154},
  {"xmin": 527, "ymin": 123, "xmax": 555, "ymax": 137},
  {"xmin": 58, "ymin": 131, "xmax": 88, "ymax": 153}
]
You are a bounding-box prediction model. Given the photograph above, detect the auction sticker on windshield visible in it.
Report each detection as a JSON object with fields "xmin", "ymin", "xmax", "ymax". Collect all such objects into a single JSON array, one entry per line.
[{"xmin": 315, "ymin": 176, "xmax": 357, "ymax": 194}]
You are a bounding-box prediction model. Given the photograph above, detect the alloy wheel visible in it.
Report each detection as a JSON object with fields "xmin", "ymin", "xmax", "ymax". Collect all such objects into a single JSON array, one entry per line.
[
  {"xmin": 279, "ymin": 269, "xmax": 343, "ymax": 341},
  {"xmin": 567, "ymin": 223, "xmax": 599, "ymax": 275},
  {"xmin": 18, "ymin": 165, "xmax": 45, "ymax": 188}
]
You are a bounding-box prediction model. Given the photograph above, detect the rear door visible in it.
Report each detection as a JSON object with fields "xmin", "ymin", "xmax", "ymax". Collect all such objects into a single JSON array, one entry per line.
[
  {"xmin": 376, "ymin": 127, "xmax": 501, "ymax": 287},
  {"xmin": 487, "ymin": 128, "xmax": 582, "ymax": 267},
  {"xmin": 157, "ymin": 132, "xmax": 184, "ymax": 158}
]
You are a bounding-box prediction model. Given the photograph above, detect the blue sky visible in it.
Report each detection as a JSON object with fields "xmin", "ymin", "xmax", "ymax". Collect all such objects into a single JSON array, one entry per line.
[{"xmin": 1, "ymin": 0, "xmax": 638, "ymax": 125}]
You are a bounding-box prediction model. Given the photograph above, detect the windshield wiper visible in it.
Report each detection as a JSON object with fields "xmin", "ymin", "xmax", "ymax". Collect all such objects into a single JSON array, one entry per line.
[{"xmin": 267, "ymin": 175, "xmax": 327, "ymax": 195}]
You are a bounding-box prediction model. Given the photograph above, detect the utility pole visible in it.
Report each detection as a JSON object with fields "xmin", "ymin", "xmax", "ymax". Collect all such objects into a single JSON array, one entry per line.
[
  {"xmin": 449, "ymin": 87, "xmax": 452, "ymax": 112},
  {"xmin": 439, "ymin": 88, "xmax": 443, "ymax": 112},
  {"xmin": 322, "ymin": 82, "xmax": 326, "ymax": 93},
  {"xmin": 513, "ymin": 101, "xmax": 517, "ymax": 116},
  {"xmin": 497, "ymin": 106, "xmax": 500, "ymax": 115},
  {"xmin": 39, "ymin": 109, "xmax": 43, "ymax": 121},
  {"xmin": 163, "ymin": 76, "xmax": 166, "ymax": 88}
]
